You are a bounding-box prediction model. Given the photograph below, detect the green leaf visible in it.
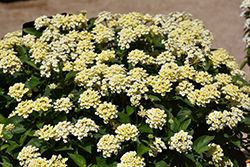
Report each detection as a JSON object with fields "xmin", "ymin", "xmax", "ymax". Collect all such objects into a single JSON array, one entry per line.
[
  {"xmin": 40, "ymin": 145, "xmax": 49, "ymax": 154},
  {"xmin": 137, "ymin": 143, "xmax": 150, "ymax": 156},
  {"xmin": 65, "ymin": 71, "xmax": 79, "ymax": 81},
  {"xmin": 68, "ymin": 153, "xmax": 86, "ymax": 167},
  {"xmin": 19, "ymin": 129, "xmax": 32, "ymax": 145},
  {"xmin": 23, "ymin": 27, "xmax": 42, "ymax": 37},
  {"xmin": 148, "ymin": 95, "xmax": 161, "ymax": 102},
  {"xmin": 18, "ymin": 46, "xmax": 28, "ymax": 58},
  {"xmin": 12, "ymin": 123, "xmax": 26, "ymax": 134},
  {"xmin": 195, "ymin": 162, "xmax": 203, "ymax": 167},
  {"xmin": 96, "ymin": 156, "xmax": 118, "ymax": 167},
  {"xmin": 87, "ymin": 17, "xmax": 97, "ymax": 30},
  {"xmin": 117, "ymin": 112, "xmax": 131, "ymax": 123},
  {"xmin": 0, "ymin": 163, "xmax": 13, "ymax": 167},
  {"xmin": 0, "ymin": 144, "xmax": 9, "ymax": 151},
  {"xmin": 43, "ymin": 85, "xmax": 51, "ymax": 96},
  {"xmin": 26, "ymin": 138, "xmax": 44, "ymax": 147},
  {"xmin": 179, "ymin": 119, "xmax": 191, "ymax": 131},
  {"xmin": 82, "ymin": 145, "xmax": 92, "ymax": 154},
  {"xmin": 5, "ymin": 115, "xmax": 23, "ymax": 125},
  {"xmin": 193, "ymin": 135, "xmax": 215, "ymax": 154},
  {"xmin": 155, "ymin": 160, "xmax": 169, "ymax": 167},
  {"xmin": 240, "ymin": 60, "xmax": 248, "ymax": 70},
  {"xmin": 0, "ymin": 156, "xmax": 13, "ymax": 167},
  {"xmin": 5, "ymin": 141, "xmax": 20, "ymax": 153},
  {"xmin": 55, "ymin": 142, "xmax": 74, "ymax": 152},
  {"xmin": 25, "ymin": 61, "xmax": 40, "ymax": 70},
  {"xmin": 26, "ymin": 75, "xmax": 42, "ymax": 89},
  {"xmin": 0, "ymin": 113, "xmax": 6, "ymax": 124},
  {"xmin": 224, "ymin": 134, "xmax": 241, "ymax": 148},
  {"xmin": 241, "ymin": 117, "xmax": 250, "ymax": 125},
  {"xmin": 170, "ymin": 117, "xmax": 180, "ymax": 132},
  {"xmin": 177, "ymin": 108, "xmax": 192, "ymax": 122},
  {"xmin": 36, "ymin": 122, "xmax": 44, "ymax": 129},
  {"xmin": 126, "ymin": 105, "xmax": 135, "ymax": 116},
  {"xmin": 138, "ymin": 123, "xmax": 153, "ymax": 133}
]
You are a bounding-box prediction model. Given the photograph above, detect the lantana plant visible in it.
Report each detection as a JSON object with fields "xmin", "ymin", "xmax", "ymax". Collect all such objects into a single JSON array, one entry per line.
[{"xmin": 0, "ymin": 10, "xmax": 250, "ymax": 167}]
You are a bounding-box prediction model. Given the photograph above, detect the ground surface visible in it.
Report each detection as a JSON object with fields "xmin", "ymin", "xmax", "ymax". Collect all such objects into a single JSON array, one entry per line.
[{"xmin": 0, "ymin": 0, "xmax": 249, "ymax": 78}]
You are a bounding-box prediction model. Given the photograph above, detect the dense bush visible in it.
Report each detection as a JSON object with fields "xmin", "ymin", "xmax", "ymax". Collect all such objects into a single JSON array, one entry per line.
[{"xmin": 0, "ymin": 10, "xmax": 250, "ymax": 167}]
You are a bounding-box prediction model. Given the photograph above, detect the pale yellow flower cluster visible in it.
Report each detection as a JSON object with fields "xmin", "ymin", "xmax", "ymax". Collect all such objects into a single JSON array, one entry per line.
[
  {"xmin": 95, "ymin": 101, "xmax": 118, "ymax": 124},
  {"xmin": 206, "ymin": 143, "xmax": 233, "ymax": 167},
  {"xmin": 9, "ymin": 97, "xmax": 52, "ymax": 118},
  {"xmin": 96, "ymin": 49, "xmax": 116, "ymax": 63},
  {"xmin": 17, "ymin": 145, "xmax": 68, "ymax": 167},
  {"xmin": 78, "ymin": 89, "xmax": 101, "ymax": 109},
  {"xmin": 115, "ymin": 123, "xmax": 139, "ymax": 142},
  {"xmin": 5, "ymin": 123, "xmax": 15, "ymax": 132},
  {"xmin": 149, "ymin": 137, "xmax": 167, "ymax": 157},
  {"xmin": 48, "ymin": 83, "xmax": 57, "ymax": 89},
  {"xmin": 53, "ymin": 97, "xmax": 74, "ymax": 114},
  {"xmin": 71, "ymin": 117, "xmax": 99, "ymax": 140},
  {"xmin": 209, "ymin": 49, "xmax": 246, "ymax": 77},
  {"xmin": 97, "ymin": 134, "xmax": 121, "ymax": 158},
  {"xmin": 35, "ymin": 117, "xmax": 99, "ymax": 142},
  {"xmin": 145, "ymin": 108, "xmax": 167, "ymax": 130},
  {"xmin": 117, "ymin": 151, "xmax": 145, "ymax": 167},
  {"xmin": 0, "ymin": 124, "xmax": 4, "ymax": 141},
  {"xmin": 168, "ymin": 130, "xmax": 193, "ymax": 154},
  {"xmin": 206, "ymin": 107, "xmax": 244, "ymax": 131},
  {"xmin": 9, "ymin": 100, "xmax": 34, "ymax": 118},
  {"xmin": 128, "ymin": 49, "xmax": 154, "ymax": 66},
  {"xmin": 8, "ymin": 83, "xmax": 29, "ymax": 102},
  {"xmin": 162, "ymin": 19, "xmax": 213, "ymax": 65}
]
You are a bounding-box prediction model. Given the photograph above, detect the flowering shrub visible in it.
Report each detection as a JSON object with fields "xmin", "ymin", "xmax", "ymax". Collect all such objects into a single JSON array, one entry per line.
[{"xmin": 0, "ymin": 10, "xmax": 250, "ymax": 167}]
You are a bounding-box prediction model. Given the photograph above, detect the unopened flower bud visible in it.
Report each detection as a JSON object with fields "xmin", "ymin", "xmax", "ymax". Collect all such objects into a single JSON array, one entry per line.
[{"xmin": 168, "ymin": 119, "xmax": 174, "ymax": 124}]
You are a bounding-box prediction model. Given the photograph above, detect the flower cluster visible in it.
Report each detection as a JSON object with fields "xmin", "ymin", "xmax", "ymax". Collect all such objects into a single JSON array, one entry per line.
[
  {"xmin": 117, "ymin": 151, "xmax": 146, "ymax": 167},
  {"xmin": 8, "ymin": 83, "xmax": 29, "ymax": 102},
  {"xmin": 145, "ymin": 108, "xmax": 167, "ymax": 130},
  {"xmin": 206, "ymin": 143, "xmax": 233, "ymax": 167},
  {"xmin": 70, "ymin": 117, "xmax": 99, "ymax": 140},
  {"xmin": 35, "ymin": 118, "xmax": 99, "ymax": 142},
  {"xmin": 168, "ymin": 130, "xmax": 193, "ymax": 154},
  {"xmin": 149, "ymin": 137, "xmax": 167, "ymax": 157},
  {"xmin": 78, "ymin": 89, "xmax": 101, "ymax": 109},
  {"xmin": 0, "ymin": 124, "xmax": 4, "ymax": 141},
  {"xmin": 95, "ymin": 101, "xmax": 118, "ymax": 124},
  {"xmin": 9, "ymin": 100, "xmax": 34, "ymax": 118},
  {"xmin": 17, "ymin": 145, "xmax": 68, "ymax": 167},
  {"xmin": 206, "ymin": 107, "xmax": 244, "ymax": 131},
  {"xmin": 53, "ymin": 97, "xmax": 74, "ymax": 114},
  {"xmin": 115, "ymin": 123, "xmax": 139, "ymax": 142},
  {"xmin": 97, "ymin": 134, "xmax": 121, "ymax": 158},
  {"xmin": 5, "ymin": 123, "xmax": 15, "ymax": 131}
]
